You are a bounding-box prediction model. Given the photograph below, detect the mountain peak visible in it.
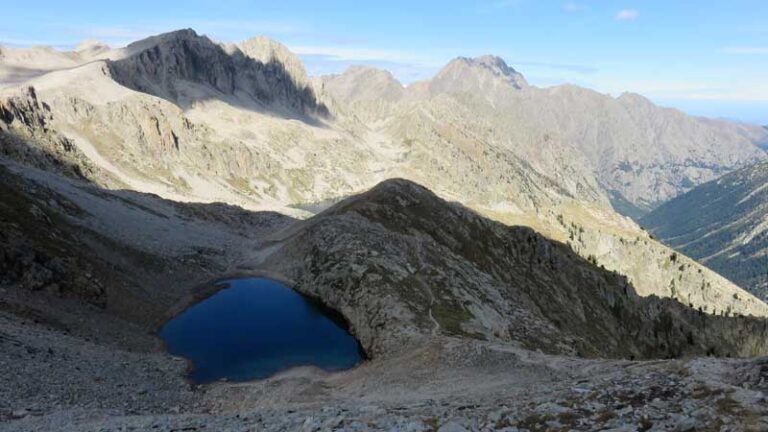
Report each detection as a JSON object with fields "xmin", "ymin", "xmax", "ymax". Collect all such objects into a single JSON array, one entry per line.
[
  {"xmin": 157, "ymin": 28, "xmax": 199, "ymax": 40},
  {"xmin": 238, "ymin": 35, "xmax": 308, "ymax": 84},
  {"xmin": 427, "ymin": 54, "xmax": 528, "ymax": 97},
  {"xmin": 75, "ymin": 39, "xmax": 109, "ymax": 52},
  {"xmin": 106, "ymin": 29, "xmax": 328, "ymax": 117},
  {"xmin": 322, "ymin": 65, "xmax": 404, "ymax": 104},
  {"xmin": 141, "ymin": 28, "xmax": 201, "ymax": 45},
  {"xmin": 344, "ymin": 65, "xmax": 397, "ymax": 78},
  {"xmin": 118, "ymin": 28, "xmax": 206, "ymax": 58},
  {"xmin": 450, "ymin": 55, "xmax": 527, "ymax": 87},
  {"xmin": 74, "ymin": 39, "xmax": 110, "ymax": 59},
  {"xmin": 617, "ymin": 91, "xmax": 653, "ymax": 105},
  {"xmin": 463, "ymin": 55, "xmax": 518, "ymax": 74}
]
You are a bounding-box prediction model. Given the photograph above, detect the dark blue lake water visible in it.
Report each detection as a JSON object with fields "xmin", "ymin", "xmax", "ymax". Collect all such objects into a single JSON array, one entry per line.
[{"xmin": 159, "ymin": 278, "xmax": 364, "ymax": 384}]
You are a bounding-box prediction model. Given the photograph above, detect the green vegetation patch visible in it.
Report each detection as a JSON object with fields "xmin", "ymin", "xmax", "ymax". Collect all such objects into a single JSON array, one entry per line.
[{"xmin": 431, "ymin": 303, "xmax": 474, "ymax": 337}]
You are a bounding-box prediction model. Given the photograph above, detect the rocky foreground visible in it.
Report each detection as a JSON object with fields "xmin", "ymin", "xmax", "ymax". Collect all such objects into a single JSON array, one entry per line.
[
  {"xmin": 1, "ymin": 157, "xmax": 767, "ymax": 431},
  {"xmin": 4, "ymin": 332, "xmax": 768, "ymax": 431}
]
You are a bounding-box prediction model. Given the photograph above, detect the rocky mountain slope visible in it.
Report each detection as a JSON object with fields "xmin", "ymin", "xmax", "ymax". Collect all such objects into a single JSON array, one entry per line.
[
  {"xmin": 643, "ymin": 159, "xmax": 768, "ymax": 301},
  {"xmin": 324, "ymin": 58, "xmax": 766, "ymax": 216},
  {"xmin": 2, "ymin": 153, "xmax": 768, "ymax": 430},
  {"xmin": 1, "ymin": 28, "xmax": 766, "ymax": 322},
  {"xmin": 108, "ymin": 29, "xmax": 328, "ymax": 117},
  {"xmin": 255, "ymin": 179, "xmax": 768, "ymax": 360}
]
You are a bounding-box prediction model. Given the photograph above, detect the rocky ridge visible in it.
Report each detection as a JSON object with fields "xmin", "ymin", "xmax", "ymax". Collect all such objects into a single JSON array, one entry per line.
[
  {"xmin": 254, "ymin": 179, "xmax": 768, "ymax": 359},
  {"xmin": 108, "ymin": 29, "xmax": 328, "ymax": 117},
  {"xmin": 415, "ymin": 55, "xmax": 529, "ymax": 97}
]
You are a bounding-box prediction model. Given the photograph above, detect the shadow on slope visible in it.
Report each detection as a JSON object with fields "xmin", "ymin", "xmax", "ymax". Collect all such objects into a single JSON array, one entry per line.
[
  {"xmin": 0, "ymin": 131, "xmax": 294, "ymax": 348},
  {"xmin": 262, "ymin": 179, "xmax": 768, "ymax": 360},
  {"xmin": 608, "ymin": 189, "xmax": 651, "ymax": 220},
  {"xmin": 2, "ymin": 124, "xmax": 766, "ymax": 362},
  {"xmin": 0, "ymin": 87, "xmax": 98, "ymax": 182},
  {"xmin": 107, "ymin": 29, "xmax": 330, "ymax": 126}
]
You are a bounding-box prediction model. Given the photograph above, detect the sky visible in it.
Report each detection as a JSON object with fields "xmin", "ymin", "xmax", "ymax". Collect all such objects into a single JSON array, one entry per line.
[{"xmin": 1, "ymin": 0, "xmax": 767, "ymax": 124}]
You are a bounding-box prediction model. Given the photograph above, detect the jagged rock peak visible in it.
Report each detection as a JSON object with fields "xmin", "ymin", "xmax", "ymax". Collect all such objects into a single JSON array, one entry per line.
[
  {"xmin": 238, "ymin": 36, "xmax": 308, "ymax": 84},
  {"xmin": 463, "ymin": 55, "xmax": 522, "ymax": 76},
  {"xmin": 106, "ymin": 28, "xmax": 329, "ymax": 117},
  {"xmin": 425, "ymin": 54, "xmax": 528, "ymax": 98},
  {"xmin": 147, "ymin": 28, "xmax": 200, "ymax": 42},
  {"xmin": 441, "ymin": 55, "xmax": 528, "ymax": 89},
  {"xmin": 119, "ymin": 28, "xmax": 205, "ymax": 56}
]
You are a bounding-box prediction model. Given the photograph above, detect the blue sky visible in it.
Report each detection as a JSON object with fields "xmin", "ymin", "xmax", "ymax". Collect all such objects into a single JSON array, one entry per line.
[{"xmin": 2, "ymin": 0, "xmax": 767, "ymax": 124}]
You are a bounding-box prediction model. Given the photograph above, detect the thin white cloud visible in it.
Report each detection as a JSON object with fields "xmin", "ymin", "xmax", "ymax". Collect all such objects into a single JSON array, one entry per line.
[
  {"xmin": 289, "ymin": 45, "xmax": 443, "ymax": 68},
  {"xmin": 599, "ymin": 79, "xmax": 768, "ymax": 102},
  {"xmin": 63, "ymin": 26, "xmax": 170, "ymax": 47},
  {"xmin": 493, "ymin": 0, "xmax": 524, "ymax": 7},
  {"xmin": 0, "ymin": 37, "xmax": 79, "ymax": 48},
  {"xmin": 68, "ymin": 20, "xmax": 307, "ymax": 45},
  {"xmin": 562, "ymin": 2, "xmax": 587, "ymax": 13},
  {"xmin": 183, "ymin": 19, "xmax": 306, "ymax": 36},
  {"xmin": 516, "ymin": 61, "xmax": 597, "ymax": 74},
  {"xmin": 615, "ymin": 9, "xmax": 639, "ymax": 21},
  {"xmin": 659, "ymin": 91, "xmax": 768, "ymax": 102},
  {"xmin": 721, "ymin": 47, "xmax": 768, "ymax": 55},
  {"xmin": 0, "ymin": 20, "xmax": 313, "ymax": 49},
  {"xmin": 301, "ymin": 56, "xmax": 438, "ymax": 83},
  {"xmin": 74, "ymin": 26, "xmax": 153, "ymax": 40}
]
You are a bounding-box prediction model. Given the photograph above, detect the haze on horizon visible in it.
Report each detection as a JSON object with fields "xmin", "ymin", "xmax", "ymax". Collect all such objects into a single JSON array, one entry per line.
[{"xmin": 2, "ymin": 0, "xmax": 766, "ymax": 124}]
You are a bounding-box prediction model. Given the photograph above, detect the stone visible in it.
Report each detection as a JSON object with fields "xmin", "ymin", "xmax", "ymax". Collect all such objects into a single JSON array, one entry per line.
[
  {"xmin": 438, "ymin": 421, "xmax": 469, "ymax": 432},
  {"xmin": 11, "ymin": 409, "xmax": 29, "ymax": 419}
]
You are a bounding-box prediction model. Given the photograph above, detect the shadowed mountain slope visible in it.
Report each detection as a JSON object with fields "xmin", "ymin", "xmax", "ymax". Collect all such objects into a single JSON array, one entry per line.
[
  {"xmin": 108, "ymin": 29, "xmax": 329, "ymax": 120},
  {"xmin": 2, "ymin": 153, "xmax": 766, "ymax": 362},
  {"xmin": 257, "ymin": 178, "xmax": 768, "ymax": 360},
  {"xmin": 643, "ymin": 159, "xmax": 768, "ymax": 301}
]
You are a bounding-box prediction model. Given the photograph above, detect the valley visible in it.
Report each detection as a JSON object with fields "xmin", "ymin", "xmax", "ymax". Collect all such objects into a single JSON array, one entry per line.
[
  {"xmin": 1, "ymin": 27, "xmax": 768, "ymax": 431},
  {"xmin": 643, "ymin": 159, "xmax": 768, "ymax": 302}
]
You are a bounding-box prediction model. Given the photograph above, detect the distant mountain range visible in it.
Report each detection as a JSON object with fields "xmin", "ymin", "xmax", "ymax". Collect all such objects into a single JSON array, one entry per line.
[{"xmin": 322, "ymin": 54, "xmax": 767, "ymax": 218}]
